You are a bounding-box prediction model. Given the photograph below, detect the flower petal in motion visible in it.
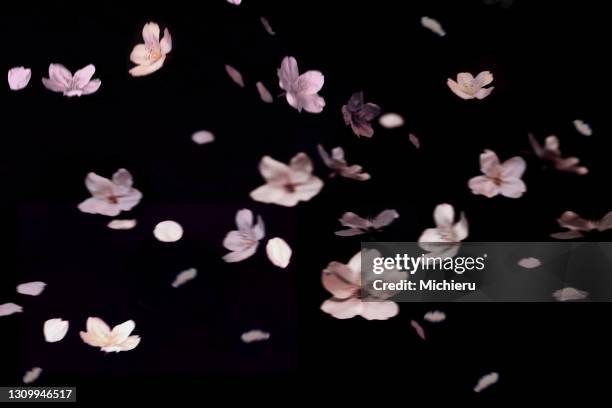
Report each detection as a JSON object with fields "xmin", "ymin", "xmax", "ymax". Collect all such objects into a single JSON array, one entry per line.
[
  {"xmin": 153, "ymin": 221, "xmax": 183, "ymax": 242},
  {"xmin": 241, "ymin": 329, "xmax": 270, "ymax": 343},
  {"xmin": 225, "ymin": 64, "xmax": 245, "ymax": 87},
  {"xmin": 16, "ymin": 281, "xmax": 47, "ymax": 296},
  {"xmin": 379, "ymin": 113, "xmax": 404, "ymax": 128},
  {"xmin": 573, "ymin": 119, "xmax": 592, "ymax": 136},
  {"xmin": 43, "ymin": 318, "xmax": 69, "ymax": 342},
  {"xmin": 421, "ymin": 16, "xmax": 446, "ymax": 36},
  {"xmin": 260, "ymin": 16, "xmax": 275, "ymax": 35},
  {"xmin": 474, "ymin": 372, "xmax": 499, "ymax": 392},
  {"xmin": 410, "ymin": 320, "xmax": 426, "ymax": 340},
  {"xmin": 517, "ymin": 257, "xmax": 541, "ymax": 269},
  {"xmin": 0, "ymin": 303, "xmax": 23, "ymax": 317},
  {"xmin": 172, "ymin": 268, "xmax": 198, "ymax": 288},
  {"xmin": 424, "ymin": 310, "xmax": 446, "ymax": 323},
  {"xmin": 23, "ymin": 367, "xmax": 42, "ymax": 384},
  {"xmin": 8, "ymin": 67, "xmax": 32, "ymax": 90},
  {"xmin": 266, "ymin": 237, "xmax": 292, "ymax": 268},
  {"xmin": 256, "ymin": 81, "xmax": 274, "ymax": 103},
  {"xmin": 107, "ymin": 219, "xmax": 137, "ymax": 230},
  {"xmin": 553, "ymin": 287, "xmax": 588, "ymax": 301},
  {"xmin": 191, "ymin": 130, "xmax": 215, "ymax": 145}
]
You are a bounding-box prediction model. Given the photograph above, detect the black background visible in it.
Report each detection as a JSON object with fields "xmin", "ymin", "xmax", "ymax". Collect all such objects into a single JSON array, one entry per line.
[{"xmin": 2, "ymin": 0, "xmax": 610, "ymax": 403}]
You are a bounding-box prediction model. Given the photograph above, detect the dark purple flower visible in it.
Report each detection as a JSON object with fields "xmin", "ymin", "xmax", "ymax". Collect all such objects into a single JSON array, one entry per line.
[{"xmin": 341, "ymin": 91, "xmax": 381, "ymax": 138}]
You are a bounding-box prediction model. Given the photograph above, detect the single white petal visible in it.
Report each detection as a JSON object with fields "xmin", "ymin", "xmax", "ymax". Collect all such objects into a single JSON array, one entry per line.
[
  {"xmin": 421, "ymin": 16, "xmax": 446, "ymax": 36},
  {"xmin": 107, "ymin": 219, "xmax": 137, "ymax": 230},
  {"xmin": 517, "ymin": 257, "xmax": 541, "ymax": 269},
  {"xmin": 378, "ymin": 113, "xmax": 404, "ymax": 128},
  {"xmin": 8, "ymin": 66, "xmax": 32, "ymax": 90},
  {"xmin": 227, "ymin": 0, "xmax": 242, "ymax": 4},
  {"xmin": 266, "ymin": 237, "xmax": 292, "ymax": 268},
  {"xmin": 191, "ymin": 130, "xmax": 215, "ymax": 145},
  {"xmin": 423, "ymin": 310, "xmax": 446, "ymax": 323},
  {"xmin": 573, "ymin": 119, "xmax": 592, "ymax": 136},
  {"xmin": 16, "ymin": 281, "xmax": 47, "ymax": 296},
  {"xmin": 474, "ymin": 372, "xmax": 499, "ymax": 392},
  {"xmin": 241, "ymin": 329, "xmax": 270, "ymax": 343},
  {"xmin": 0, "ymin": 303, "xmax": 23, "ymax": 316},
  {"xmin": 43, "ymin": 318, "xmax": 69, "ymax": 342},
  {"xmin": 433, "ymin": 203, "xmax": 455, "ymax": 228},
  {"xmin": 153, "ymin": 220, "xmax": 183, "ymax": 242},
  {"xmin": 553, "ymin": 287, "xmax": 588, "ymax": 301},
  {"xmin": 172, "ymin": 268, "xmax": 198, "ymax": 288},
  {"xmin": 23, "ymin": 367, "xmax": 42, "ymax": 384}
]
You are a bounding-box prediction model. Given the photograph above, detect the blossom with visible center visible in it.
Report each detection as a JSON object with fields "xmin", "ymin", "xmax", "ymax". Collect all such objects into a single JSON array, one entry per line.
[
  {"xmin": 222, "ymin": 209, "xmax": 265, "ymax": 262},
  {"xmin": 468, "ymin": 149, "xmax": 526, "ymax": 198},
  {"xmin": 129, "ymin": 22, "xmax": 172, "ymax": 77},
  {"xmin": 78, "ymin": 169, "xmax": 142, "ymax": 216},
  {"xmin": 277, "ymin": 56, "xmax": 325, "ymax": 113},
  {"xmin": 42, "ymin": 64, "xmax": 101, "ymax": 97},
  {"xmin": 447, "ymin": 71, "xmax": 494, "ymax": 100},
  {"xmin": 79, "ymin": 317, "xmax": 140, "ymax": 353}
]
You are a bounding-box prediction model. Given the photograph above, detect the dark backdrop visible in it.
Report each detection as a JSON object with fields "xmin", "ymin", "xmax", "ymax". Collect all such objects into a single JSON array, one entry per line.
[{"xmin": 2, "ymin": 0, "xmax": 610, "ymax": 403}]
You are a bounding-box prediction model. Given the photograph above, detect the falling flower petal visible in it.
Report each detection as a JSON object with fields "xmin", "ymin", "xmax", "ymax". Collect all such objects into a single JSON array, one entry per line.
[
  {"xmin": 550, "ymin": 210, "xmax": 612, "ymax": 238},
  {"xmin": 474, "ymin": 372, "xmax": 499, "ymax": 392},
  {"xmin": 227, "ymin": 0, "xmax": 242, "ymax": 4},
  {"xmin": 107, "ymin": 219, "xmax": 137, "ymax": 230},
  {"xmin": 447, "ymin": 71, "xmax": 494, "ymax": 100},
  {"xmin": 424, "ymin": 310, "xmax": 446, "ymax": 323},
  {"xmin": 553, "ymin": 287, "xmax": 588, "ymax": 301},
  {"xmin": 172, "ymin": 268, "xmax": 198, "ymax": 288},
  {"xmin": 241, "ymin": 329, "xmax": 270, "ymax": 343},
  {"xmin": 223, "ymin": 209, "xmax": 265, "ymax": 262},
  {"xmin": 528, "ymin": 134, "xmax": 588, "ymax": 175},
  {"xmin": 225, "ymin": 64, "xmax": 245, "ymax": 87},
  {"xmin": 78, "ymin": 169, "xmax": 142, "ymax": 216},
  {"xmin": 42, "ymin": 64, "xmax": 101, "ymax": 97},
  {"xmin": 517, "ymin": 257, "xmax": 541, "ymax": 269},
  {"xmin": 335, "ymin": 209, "xmax": 399, "ymax": 236},
  {"xmin": 573, "ymin": 119, "xmax": 592, "ymax": 136},
  {"xmin": 153, "ymin": 220, "xmax": 183, "ymax": 242},
  {"xmin": 260, "ymin": 16, "xmax": 276, "ymax": 35},
  {"xmin": 8, "ymin": 66, "xmax": 31, "ymax": 90},
  {"xmin": 23, "ymin": 367, "xmax": 42, "ymax": 384},
  {"xmin": 0, "ymin": 303, "xmax": 23, "ymax": 316},
  {"xmin": 191, "ymin": 130, "xmax": 215, "ymax": 145},
  {"xmin": 266, "ymin": 237, "xmax": 292, "ymax": 268},
  {"xmin": 80, "ymin": 317, "xmax": 140, "ymax": 353},
  {"xmin": 408, "ymin": 133, "xmax": 420, "ymax": 149},
  {"xmin": 43, "ymin": 318, "xmax": 69, "ymax": 343},
  {"xmin": 421, "ymin": 16, "xmax": 446, "ymax": 36},
  {"xmin": 468, "ymin": 150, "xmax": 526, "ymax": 198},
  {"xmin": 318, "ymin": 144, "xmax": 371, "ymax": 181},
  {"xmin": 379, "ymin": 113, "xmax": 404, "ymax": 129},
  {"xmin": 16, "ymin": 281, "xmax": 46, "ymax": 296},
  {"xmin": 256, "ymin": 81, "xmax": 274, "ymax": 103},
  {"xmin": 410, "ymin": 320, "xmax": 426, "ymax": 340}
]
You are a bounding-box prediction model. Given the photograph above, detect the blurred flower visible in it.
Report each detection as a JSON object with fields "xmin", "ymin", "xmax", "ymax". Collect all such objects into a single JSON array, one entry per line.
[
  {"xmin": 468, "ymin": 150, "xmax": 526, "ymax": 198},
  {"xmin": 529, "ymin": 134, "xmax": 588, "ymax": 175},
  {"xmin": 78, "ymin": 169, "xmax": 142, "ymax": 216},
  {"xmin": 551, "ymin": 210, "xmax": 612, "ymax": 239},
  {"xmin": 42, "ymin": 64, "xmax": 101, "ymax": 97},
  {"xmin": 250, "ymin": 153, "xmax": 323, "ymax": 206},
  {"xmin": 223, "ymin": 209, "xmax": 265, "ymax": 262},
  {"xmin": 317, "ymin": 144, "xmax": 370, "ymax": 181},
  {"xmin": 573, "ymin": 119, "xmax": 592, "ymax": 136},
  {"xmin": 80, "ymin": 317, "xmax": 140, "ymax": 353},
  {"xmin": 129, "ymin": 22, "xmax": 172, "ymax": 77},
  {"xmin": 341, "ymin": 91, "xmax": 381, "ymax": 137},
  {"xmin": 447, "ymin": 71, "xmax": 494, "ymax": 100},
  {"xmin": 418, "ymin": 203, "xmax": 468, "ymax": 259},
  {"xmin": 335, "ymin": 209, "xmax": 399, "ymax": 236},
  {"xmin": 277, "ymin": 56, "xmax": 325, "ymax": 113}
]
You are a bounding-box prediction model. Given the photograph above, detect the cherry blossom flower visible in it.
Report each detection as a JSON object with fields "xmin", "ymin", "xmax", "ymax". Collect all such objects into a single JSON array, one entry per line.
[
  {"xmin": 277, "ymin": 56, "xmax": 325, "ymax": 113},
  {"xmin": 222, "ymin": 209, "xmax": 265, "ymax": 262},
  {"xmin": 447, "ymin": 71, "xmax": 494, "ymax": 100},
  {"xmin": 321, "ymin": 251, "xmax": 405, "ymax": 320},
  {"xmin": 550, "ymin": 210, "xmax": 612, "ymax": 239},
  {"xmin": 335, "ymin": 209, "xmax": 399, "ymax": 236},
  {"xmin": 528, "ymin": 133, "xmax": 588, "ymax": 175},
  {"xmin": 78, "ymin": 169, "xmax": 142, "ymax": 216},
  {"xmin": 468, "ymin": 150, "xmax": 526, "ymax": 198},
  {"xmin": 8, "ymin": 67, "xmax": 31, "ymax": 90},
  {"xmin": 250, "ymin": 153, "xmax": 323, "ymax": 207},
  {"xmin": 317, "ymin": 144, "xmax": 370, "ymax": 181},
  {"xmin": 342, "ymin": 91, "xmax": 381, "ymax": 138},
  {"xmin": 80, "ymin": 317, "xmax": 140, "ymax": 353},
  {"xmin": 42, "ymin": 64, "xmax": 101, "ymax": 97},
  {"xmin": 418, "ymin": 203, "xmax": 468, "ymax": 258},
  {"xmin": 129, "ymin": 22, "xmax": 172, "ymax": 77}
]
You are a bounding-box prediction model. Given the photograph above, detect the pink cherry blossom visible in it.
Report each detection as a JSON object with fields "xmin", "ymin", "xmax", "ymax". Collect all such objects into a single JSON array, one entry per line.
[
  {"xmin": 317, "ymin": 144, "xmax": 370, "ymax": 181},
  {"xmin": 447, "ymin": 71, "xmax": 494, "ymax": 100},
  {"xmin": 468, "ymin": 150, "xmax": 526, "ymax": 198},
  {"xmin": 222, "ymin": 209, "xmax": 265, "ymax": 262},
  {"xmin": 78, "ymin": 169, "xmax": 142, "ymax": 216},
  {"xmin": 277, "ymin": 56, "xmax": 325, "ymax": 113},
  {"xmin": 129, "ymin": 22, "xmax": 172, "ymax": 77},
  {"xmin": 42, "ymin": 64, "xmax": 101, "ymax": 97}
]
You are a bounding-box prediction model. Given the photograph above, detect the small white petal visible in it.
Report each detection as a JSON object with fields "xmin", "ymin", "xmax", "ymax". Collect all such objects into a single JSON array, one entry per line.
[
  {"xmin": 8, "ymin": 66, "xmax": 32, "ymax": 90},
  {"xmin": 153, "ymin": 220, "xmax": 184, "ymax": 242},
  {"xmin": 517, "ymin": 257, "xmax": 541, "ymax": 269},
  {"xmin": 474, "ymin": 372, "xmax": 499, "ymax": 392},
  {"xmin": 421, "ymin": 16, "xmax": 446, "ymax": 36},
  {"xmin": 225, "ymin": 64, "xmax": 245, "ymax": 87},
  {"xmin": 172, "ymin": 268, "xmax": 198, "ymax": 288},
  {"xmin": 573, "ymin": 119, "xmax": 592, "ymax": 136},
  {"xmin": 107, "ymin": 219, "xmax": 137, "ymax": 230},
  {"xmin": 23, "ymin": 367, "xmax": 42, "ymax": 384},
  {"xmin": 423, "ymin": 310, "xmax": 446, "ymax": 323},
  {"xmin": 16, "ymin": 281, "xmax": 47, "ymax": 296},
  {"xmin": 266, "ymin": 237, "xmax": 292, "ymax": 268},
  {"xmin": 43, "ymin": 318, "xmax": 69, "ymax": 342},
  {"xmin": 191, "ymin": 130, "xmax": 215, "ymax": 145},
  {"xmin": 241, "ymin": 329, "xmax": 270, "ymax": 343},
  {"xmin": 553, "ymin": 287, "xmax": 588, "ymax": 301},
  {"xmin": 0, "ymin": 303, "xmax": 23, "ymax": 316},
  {"xmin": 227, "ymin": 0, "xmax": 242, "ymax": 4},
  {"xmin": 379, "ymin": 113, "xmax": 405, "ymax": 129}
]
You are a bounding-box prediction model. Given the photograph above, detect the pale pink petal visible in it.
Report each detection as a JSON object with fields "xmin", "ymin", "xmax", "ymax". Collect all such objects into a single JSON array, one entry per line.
[
  {"xmin": 573, "ymin": 119, "xmax": 592, "ymax": 136},
  {"xmin": 474, "ymin": 86, "xmax": 494, "ymax": 99},
  {"xmin": 81, "ymin": 79, "xmax": 101, "ymax": 95},
  {"xmin": 433, "ymin": 203, "xmax": 455, "ymax": 228},
  {"xmin": 468, "ymin": 175, "xmax": 499, "ymax": 198},
  {"xmin": 225, "ymin": 64, "xmax": 245, "ymax": 87},
  {"xmin": 474, "ymin": 372, "xmax": 499, "ymax": 392},
  {"xmin": 256, "ymin": 81, "xmax": 274, "ymax": 103},
  {"xmin": 292, "ymin": 177, "xmax": 324, "ymax": 203},
  {"xmin": 191, "ymin": 130, "xmax": 215, "ymax": 144},
  {"xmin": 84, "ymin": 172, "xmax": 114, "ymax": 197},
  {"xmin": 23, "ymin": 367, "xmax": 42, "ymax": 384},
  {"xmin": 498, "ymin": 179, "xmax": 526, "ymax": 198},
  {"xmin": 289, "ymin": 152, "xmax": 314, "ymax": 175},
  {"xmin": 78, "ymin": 198, "xmax": 120, "ymax": 216},
  {"xmin": 335, "ymin": 228, "xmax": 366, "ymax": 236},
  {"xmin": 142, "ymin": 22, "xmax": 161, "ymax": 46},
  {"xmin": 360, "ymin": 301, "xmax": 399, "ymax": 320},
  {"xmin": 8, "ymin": 67, "xmax": 31, "ymax": 90},
  {"xmin": 474, "ymin": 71, "xmax": 494, "ymax": 87},
  {"xmin": 160, "ymin": 28, "xmax": 172, "ymax": 54},
  {"xmin": 379, "ymin": 113, "xmax": 405, "ymax": 128},
  {"xmin": 300, "ymin": 94, "xmax": 326, "ymax": 113},
  {"xmin": 550, "ymin": 230, "xmax": 584, "ymax": 239},
  {"xmin": 447, "ymin": 79, "xmax": 473, "ymax": 99},
  {"xmin": 409, "ymin": 133, "xmax": 420, "ymax": 149},
  {"xmin": 420, "ymin": 16, "xmax": 446, "ymax": 36},
  {"xmin": 266, "ymin": 237, "xmax": 292, "ymax": 268},
  {"xmin": 453, "ymin": 212, "xmax": 469, "ymax": 241},
  {"xmin": 112, "ymin": 168, "xmax": 133, "ymax": 190},
  {"xmin": 479, "ymin": 150, "xmax": 501, "ymax": 176},
  {"xmin": 110, "ymin": 320, "xmax": 136, "ymax": 344},
  {"xmin": 80, "ymin": 331, "xmax": 107, "ymax": 348},
  {"xmin": 107, "ymin": 219, "xmax": 137, "ymax": 230},
  {"xmin": 72, "ymin": 64, "xmax": 96, "ymax": 88},
  {"xmin": 48, "ymin": 64, "xmax": 72, "ymax": 87},
  {"xmin": 260, "ymin": 16, "xmax": 275, "ymax": 35},
  {"xmin": 517, "ymin": 257, "xmax": 541, "ymax": 269},
  {"xmin": 253, "ymin": 216, "xmax": 265, "ymax": 240},
  {"xmin": 410, "ymin": 319, "xmax": 426, "ymax": 340},
  {"xmin": 424, "ymin": 310, "xmax": 446, "ymax": 323},
  {"xmin": 129, "ymin": 55, "xmax": 166, "ymax": 77},
  {"xmin": 553, "ymin": 287, "xmax": 588, "ymax": 301},
  {"xmin": 223, "ymin": 245, "xmax": 258, "ymax": 263},
  {"xmin": 372, "ymin": 209, "xmax": 400, "ymax": 229},
  {"xmin": 297, "ymin": 71, "xmax": 324, "ymax": 94},
  {"xmin": 500, "ymin": 156, "xmax": 526, "ymax": 179},
  {"xmin": 227, "ymin": 0, "xmax": 242, "ymax": 4},
  {"xmin": 241, "ymin": 330, "xmax": 270, "ymax": 343},
  {"xmin": 130, "ymin": 44, "xmax": 152, "ymax": 65},
  {"xmin": 116, "ymin": 335, "xmax": 140, "ymax": 351},
  {"xmin": 86, "ymin": 317, "xmax": 111, "ymax": 338},
  {"xmin": 235, "ymin": 208, "xmax": 254, "ymax": 232},
  {"xmin": 172, "ymin": 268, "xmax": 197, "ymax": 288},
  {"xmin": 0, "ymin": 303, "xmax": 23, "ymax": 316},
  {"xmin": 153, "ymin": 220, "xmax": 183, "ymax": 242},
  {"xmin": 322, "ymin": 262, "xmax": 359, "ymax": 299},
  {"xmin": 16, "ymin": 281, "xmax": 46, "ymax": 296},
  {"xmin": 250, "ymin": 184, "xmax": 292, "ymax": 206},
  {"xmin": 339, "ymin": 212, "xmax": 370, "ymax": 229},
  {"xmin": 320, "ymin": 297, "xmax": 362, "ymax": 319},
  {"xmin": 42, "ymin": 78, "xmax": 67, "ymax": 93},
  {"xmin": 116, "ymin": 190, "xmax": 143, "ymax": 211},
  {"xmin": 278, "ymin": 56, "xmax": 299, "ymax": 90},
  {"xmin": 43, "ymin": 318, "xmax": 69, "ymax": 342},
  {"xmin": 418, "ymin": 227, "xmax": 445, "ymax": 243},
  {"xmin": 258, "ymin": 156, "xmax": 290, "ymax": 182}
]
